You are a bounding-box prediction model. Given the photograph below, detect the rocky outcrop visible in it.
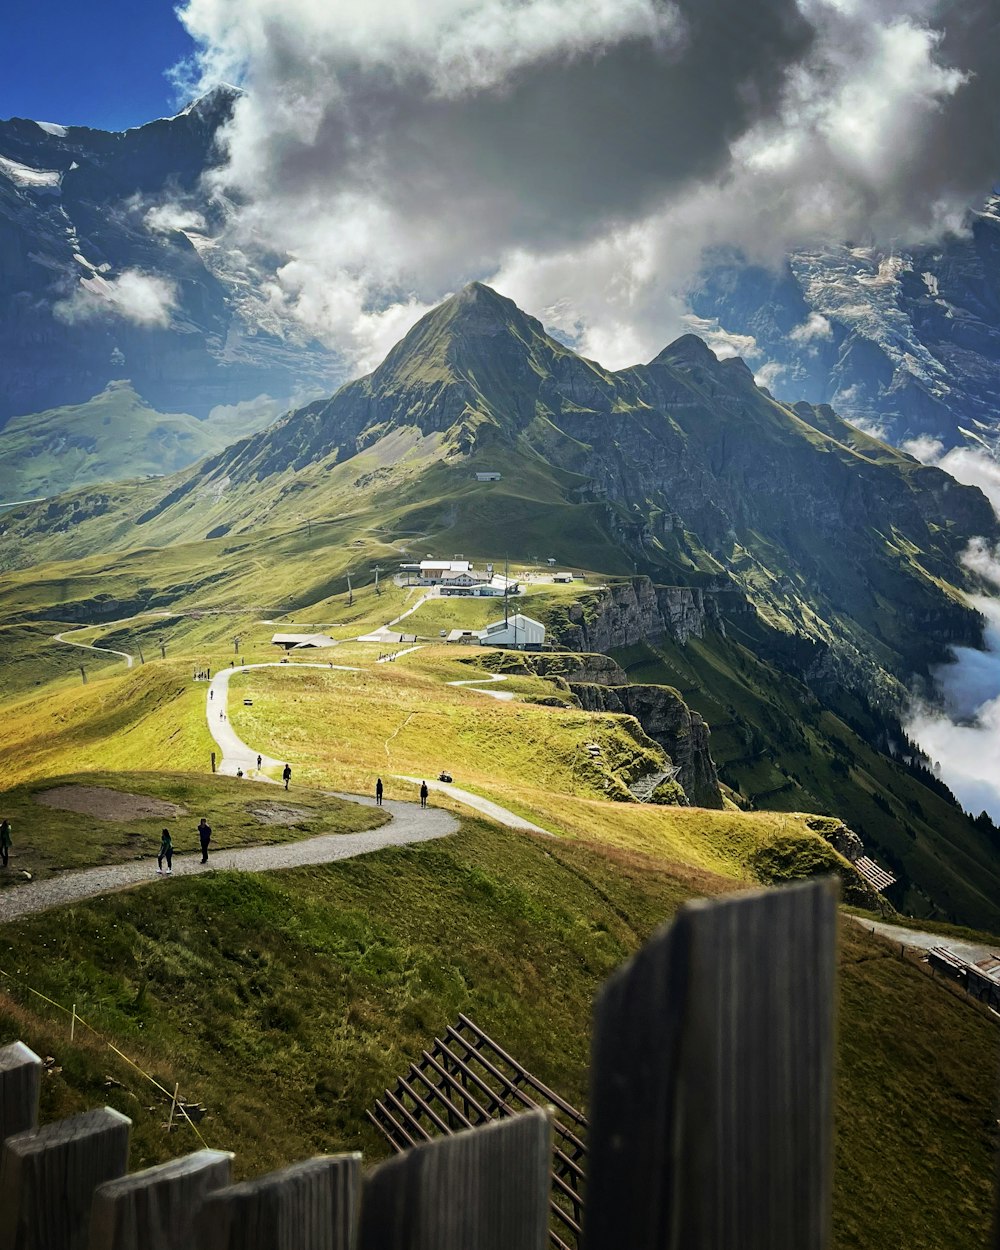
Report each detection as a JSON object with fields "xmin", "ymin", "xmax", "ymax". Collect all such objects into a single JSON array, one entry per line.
[
  {"xmin": 479, "ymin": 650, "xmax": 628, "ymax": 685},
  {"xmin": 571, "ymin": 681, "xmax": 723, "ymax": 808},
  {"xmin": 550, "ymin": 577, "xmax": 740, "ymax": 653}
]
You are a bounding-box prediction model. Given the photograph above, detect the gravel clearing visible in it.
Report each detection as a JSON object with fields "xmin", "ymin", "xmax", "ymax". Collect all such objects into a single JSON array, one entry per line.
[
  {"xmin": 0, "ymin": 796, "xmax": 458, "ymax": 925},
  {"xmin": 247, "ymin": 803, "xmax": 311, "ymax": 826},
  {"xmin": 35, "ymin": 786, "xmax": 186, "ymax": 822}
]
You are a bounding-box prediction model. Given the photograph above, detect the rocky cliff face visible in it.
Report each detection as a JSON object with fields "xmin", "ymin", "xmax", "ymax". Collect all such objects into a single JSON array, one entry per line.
[
  {"xmin": 550, "ymin": 577, "xmax": 738, "ymax": 653},
  {"xmin": 690, "ymin": 200, "xmax": 1000, "ymax": 451},
  {"xmin": 572, "ymin": 680, "xmax": 723, "ymax": 808}
]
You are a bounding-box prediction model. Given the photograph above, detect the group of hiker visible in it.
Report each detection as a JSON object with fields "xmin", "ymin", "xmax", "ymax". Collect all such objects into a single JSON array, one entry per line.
[
  {"xmin": 156, "ymin": 817, "xmax": 213, "ymax": 875},
  {"xmin": 374, "ymin": 779, "xmax": 429, "ymax": 807}
]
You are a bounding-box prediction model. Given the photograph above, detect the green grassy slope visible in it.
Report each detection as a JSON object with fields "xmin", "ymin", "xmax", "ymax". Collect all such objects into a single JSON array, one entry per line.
[
  {"xmin": 0, "ymin": 822, "xmax": 995, "ymax": 1250},
  {"xmin": 0, "ymin": 381, "xmax": 276, "ymax": 503}
]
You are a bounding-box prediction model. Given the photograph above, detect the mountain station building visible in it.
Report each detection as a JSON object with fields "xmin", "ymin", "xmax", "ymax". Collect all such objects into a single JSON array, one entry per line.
[{"xmin": 271, "ymin": 632, "xmax": 337, "ymax": 650}]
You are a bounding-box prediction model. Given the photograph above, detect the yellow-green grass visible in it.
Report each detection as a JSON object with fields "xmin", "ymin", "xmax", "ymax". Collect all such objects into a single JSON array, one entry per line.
[
  {"xmin": 0, "ymin": 820, "xmax": 994, "ymax": 1250},
  {"xmin": 227, "ymin": 657, "xmax": 848, "ymax": 883},
  {"xmin": 0, "ymin": 664, "xmax": 214, "ymax": 787},
  {"xmin": 0, "ymin": 771, "xmax": 387, "ymax": 882},
  {"xmin": 1, "ymin": 621, "xmax": 123, "ymax": 703}
]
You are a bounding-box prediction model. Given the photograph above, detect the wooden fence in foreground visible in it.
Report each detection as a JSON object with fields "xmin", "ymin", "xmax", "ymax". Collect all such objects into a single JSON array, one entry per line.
[{"xmin": 0, "ymin": 880, "xmax": 991, "ymax": 1250}]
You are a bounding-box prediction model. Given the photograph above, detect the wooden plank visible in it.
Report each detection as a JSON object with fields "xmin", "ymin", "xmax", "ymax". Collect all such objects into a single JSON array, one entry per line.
[
  {"xmin": 0, "ymin": 1042, "xmax": 41, "ymax": 1145},
  {"xmin": 359, "ymin": 1108, "xmax": 551, "ymax": 1250},
  {"xmin": 0, "ymin": 1106, "xmax": 131, "ymax": 1250},
  {"xmin": 584, "ymin": 879, "xmax": 836, "ymax": 1250},
  {"xmin": 89, "ymin": 1149, "xmax": 233, "ymax": 1250},
  {"xmin": 196, "ymin": 1154, "xmax": 360, "ymax": 1250}
]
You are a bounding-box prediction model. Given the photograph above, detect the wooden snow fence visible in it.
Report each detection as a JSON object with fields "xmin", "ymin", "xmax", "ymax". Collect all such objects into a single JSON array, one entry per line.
[{"xmin": 0, "ymin": 879, "xmax": 968, "ymax": 1250}]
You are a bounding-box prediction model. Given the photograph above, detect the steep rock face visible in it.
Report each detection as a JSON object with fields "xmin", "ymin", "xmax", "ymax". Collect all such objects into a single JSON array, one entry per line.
[
  {"xmin": 689, "ymin": 201, "xmax": 1000, "ymax": 451},
  {"xmin": 481, "ymin": 650, "xmax": 628, "ymax": 685},
  {"xmin": 571, "ymin": 681, "xmax": 723, "ymax": 808},
  {"xmin": 551, "ymin": 577, "xmax": 733, "ymax": 653}
]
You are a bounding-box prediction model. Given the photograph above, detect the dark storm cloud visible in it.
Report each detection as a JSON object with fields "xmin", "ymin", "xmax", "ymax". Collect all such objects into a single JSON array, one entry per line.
[{"xmin": 174, "ymin": 0, "xmax": 1000, "ymax": 367}]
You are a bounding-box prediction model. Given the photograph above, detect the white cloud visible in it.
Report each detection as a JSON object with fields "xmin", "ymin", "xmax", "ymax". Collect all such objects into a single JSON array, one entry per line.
[
  {"xmin": 789, "ymin": 312, "xmax": 833, "ymax": 343},
  {"xmin": 54, "ymin": 270, "xmax": 178, "ymax": 327},
  {"xmin": 145, "ymin": 203, "xmax": 208, "ymax": 234},
  {"xmin": 901, "ymin": 436, "xmax": 1000, "ymax": 516},
  {"xmin": 754, "ymin": 361, "xmax": 787, "ymax": 390},
  {"xmin": 679, "ymin": 315, "xmax": 760, "ymax": 360}
]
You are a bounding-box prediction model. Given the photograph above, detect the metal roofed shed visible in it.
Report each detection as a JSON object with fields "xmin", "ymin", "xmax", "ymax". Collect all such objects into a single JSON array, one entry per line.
[
  {"xmin": 271, "ymin": 633, "xmax": 337, "ymax": 650},
  {"xmin": 480, "ymin": 614, "xmax": 546, "ymax": 651}
]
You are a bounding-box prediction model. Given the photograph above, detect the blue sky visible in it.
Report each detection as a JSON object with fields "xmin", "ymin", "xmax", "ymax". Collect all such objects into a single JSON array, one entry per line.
[{"xmin": 1, "ymin": 0, "xmax": 195, "ymax": 131}]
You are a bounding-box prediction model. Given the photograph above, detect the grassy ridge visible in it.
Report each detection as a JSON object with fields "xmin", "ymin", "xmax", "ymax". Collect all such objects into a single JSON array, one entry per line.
[{"xmin": 0, "ymin": 821, "xmax": 995, "ymax": 1250}]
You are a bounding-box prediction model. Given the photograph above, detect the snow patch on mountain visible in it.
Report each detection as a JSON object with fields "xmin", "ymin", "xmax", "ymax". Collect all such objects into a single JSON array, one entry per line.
[
  {"xmin": 790, "ymin": 246, "xmax": 949, "ymax": 394},
  {"xmin": 0, "ymin": 154, "xmax": 61, "ymax": 193}
]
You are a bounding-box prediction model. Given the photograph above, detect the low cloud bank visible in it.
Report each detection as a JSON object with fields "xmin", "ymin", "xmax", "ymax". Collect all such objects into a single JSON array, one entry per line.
[{"xmin": 903, "ymin": 437, "xmax": 1000, "ymax": 818}]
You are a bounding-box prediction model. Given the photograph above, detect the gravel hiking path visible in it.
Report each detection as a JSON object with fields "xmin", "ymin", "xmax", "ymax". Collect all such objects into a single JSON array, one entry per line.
[
  {"xmin": 395, "ymin": 775, "xmax": 551, "ymax": 835},
  {"xmin": 446, "ymin": 673, "xmax": 515, "ymax": 702},
  {"xmin": 52, "ymin": 629, "xmax": 134, "ymax": 670},
  {"xmin": 0, "ymin": 795, "xmax": 458, "ymax": 924},
  {"xmin": 852, "ymin": 916, "xmax": 1000, "ymax": 966}
]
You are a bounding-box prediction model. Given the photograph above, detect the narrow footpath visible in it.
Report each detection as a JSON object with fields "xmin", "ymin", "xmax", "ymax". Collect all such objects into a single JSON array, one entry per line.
[
  {"xmin": 852, "ymin": 916, "xmax": 999, "ymax": 966},
  {"xmin": 52, "ymin": 630, "xmax": 134, "ymax": 670}
]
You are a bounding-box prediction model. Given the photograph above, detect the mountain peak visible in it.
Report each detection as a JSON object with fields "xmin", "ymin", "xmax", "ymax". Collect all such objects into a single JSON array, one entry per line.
[{"xmin": 650, "ymin": 334, "xmax": 720, "ymax": 369}]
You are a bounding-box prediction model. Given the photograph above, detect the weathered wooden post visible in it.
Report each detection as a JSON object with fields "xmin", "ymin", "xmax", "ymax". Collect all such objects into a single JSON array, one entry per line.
[
  {"xmin": 196, "ymin": 1154, "xmax": 360, "ymax": 1250},
  {"xmin": 0, "ymin": 1042, "xmax": 41, "ymax": 1145},
  {"xmin": 0, "ymin": 1106, "xmax": 131, "ymax": 1250},
  {"xmin": 89, "ymin": 1148, "xmax": 233, "ymax": 1250},
  {"xmin": 583, "ymin": 879, "xmax": 837, "ymax": 1250},
  {"xmin": 359, "ymin": 1108, "xmax": 551, "ymax": 1250}
]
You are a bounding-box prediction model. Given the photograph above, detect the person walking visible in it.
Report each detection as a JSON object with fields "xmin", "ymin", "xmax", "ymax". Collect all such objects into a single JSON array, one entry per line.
[
  {"xmin": 257, "ymin": 754, "xmax": 262, "ymax": 770},
  {"xmin": 198, "ymin": 817, "xmax": 212, "ymax": 864},
  {"xmin": 420, "ymin": 781, "xmax": 429, "ymax": 809},
  {"xmin": 157, "ymin": 828, "xmax": 173, "ymax": 875},
  {"xmin": 282, "ymin": 764, "xmax": 292, "ymax": 790},
  {"xmin": 375, "ymin": 778, "xmax": 384, "ymax": 806},
  {"xmin": 0, "ymin": 819, "xmax": 11, "ymax": 868}
]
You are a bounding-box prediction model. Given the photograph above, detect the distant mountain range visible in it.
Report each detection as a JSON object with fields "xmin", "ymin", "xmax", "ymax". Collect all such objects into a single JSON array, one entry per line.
[
  {"xmin": 4, "ymin": 282, "xmax": 995, "ymax": 702},
  {"xmin": 0, "ymin": 87, "xmax": 337, "ymax": 441},
  {"xmin": 690, "ymin": 201, "xmax": 1000, "ymax": 450},
  {"xmin": 2, "ymin": 89, "xmax": 997, "ymax": 500}
]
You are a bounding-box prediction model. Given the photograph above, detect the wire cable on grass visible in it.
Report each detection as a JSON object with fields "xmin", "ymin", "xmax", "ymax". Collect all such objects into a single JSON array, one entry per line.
[{"xmin": 0, "ymin": 966, "xmax": 210, "ymax": 1148}]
